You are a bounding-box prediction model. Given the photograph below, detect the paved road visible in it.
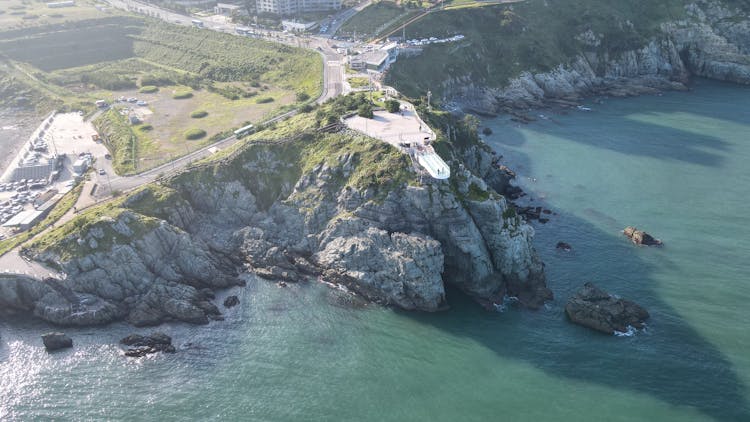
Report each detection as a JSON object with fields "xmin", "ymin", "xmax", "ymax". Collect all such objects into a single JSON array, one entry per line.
[
  {"xmin": 320, "ymin": 0, "xmax": 371, "ymax": 37},
  {"xmin": 0, "ymin": 249, "xmax": 60, "ymax": 279}
]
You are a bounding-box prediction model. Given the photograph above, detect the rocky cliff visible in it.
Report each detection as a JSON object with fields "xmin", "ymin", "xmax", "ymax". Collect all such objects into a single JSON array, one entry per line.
[
  {"xmin": 0, "ymin": 124, "xmax": 550, "ymax": 326},
  {"xmin": 446, "ymin": 0, "xmax": 750, "ymax": 114}
]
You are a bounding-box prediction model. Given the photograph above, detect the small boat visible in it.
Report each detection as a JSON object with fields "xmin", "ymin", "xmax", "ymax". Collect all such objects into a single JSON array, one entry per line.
[{"xmin": 577, "ymin": 105, "xmax": 592, "ymax": 111}]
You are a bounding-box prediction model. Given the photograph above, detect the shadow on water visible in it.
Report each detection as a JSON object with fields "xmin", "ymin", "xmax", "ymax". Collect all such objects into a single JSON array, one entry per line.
[
  {"xmin": 404, "ymin": 88, "xmax": 750, "ymax": 419},
  {"xmin": 499, "ymin": 80, "xmax": 750, "ymax": 168},
  {"xmin": 402, "ymin": 208, "xmax": 749, "ymax": 421}
]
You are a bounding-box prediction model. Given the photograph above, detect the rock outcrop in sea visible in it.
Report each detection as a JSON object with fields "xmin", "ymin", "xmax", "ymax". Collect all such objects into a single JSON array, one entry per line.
[
  {"xmin": 41, "ymin": 332, "xmax": 73, "ymax": 351},
  {"xmin": 448, "ymin": 1, "xmax": 750, "ymax": 114},
  {"xmin": 120, "ymin": 332, "xmax": 176, "ymax": 357},
  {"xmin": 565, "ymin": 282, "xmax": 650, "ymax": 335},
  {"xmin": 0, "ymin": 120, "xmax": 551, "ymax": 326},
  {"xmin": 623, "ymin": 226, "xmax": 663, "ymax": 246}
]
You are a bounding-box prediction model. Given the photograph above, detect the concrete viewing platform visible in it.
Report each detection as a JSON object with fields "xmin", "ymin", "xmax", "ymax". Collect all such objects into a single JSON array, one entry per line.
[{"xmin": 343, "ymin": 102, "xmax": 449, "ymax": 179}]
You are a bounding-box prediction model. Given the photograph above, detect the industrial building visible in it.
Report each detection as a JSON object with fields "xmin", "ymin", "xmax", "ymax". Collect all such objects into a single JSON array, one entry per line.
[
  {"xmin": 2, "ymin": 210, "xmax": 45, "ymax": 231},
  {"xmin": 257, "ymin": 0, "xmax": 341, "ymax": 15}
]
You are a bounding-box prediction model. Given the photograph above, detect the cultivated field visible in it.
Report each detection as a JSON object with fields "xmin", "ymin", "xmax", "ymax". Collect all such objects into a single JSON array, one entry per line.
[{"xmin": 0, "ymin": 15, "xmax": 323, "ymax": 175}]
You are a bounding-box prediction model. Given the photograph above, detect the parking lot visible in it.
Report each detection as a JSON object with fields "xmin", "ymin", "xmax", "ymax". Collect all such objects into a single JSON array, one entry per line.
[{"xmin": 0, "ymin": 112, "xmax": 110, "ymax": 239}]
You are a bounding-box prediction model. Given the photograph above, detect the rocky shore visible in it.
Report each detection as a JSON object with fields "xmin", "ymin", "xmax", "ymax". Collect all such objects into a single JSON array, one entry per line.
[
  {"xmin": 449, "ymin": 1, "xmax": 750, "ymax": 115},
  {"xmin": 0, "ymin": 124, "xmax": 551, "ymax": 326}
]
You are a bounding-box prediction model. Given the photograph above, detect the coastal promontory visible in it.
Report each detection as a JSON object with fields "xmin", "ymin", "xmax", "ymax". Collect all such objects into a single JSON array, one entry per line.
[{"xmin": 0, "ymin": 99, "xmax": 550, "ymax": 326}]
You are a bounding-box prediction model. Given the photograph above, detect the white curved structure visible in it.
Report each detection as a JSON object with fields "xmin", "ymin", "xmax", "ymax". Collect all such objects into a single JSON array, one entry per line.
[{"xmin": 417, "ymin": 151, "xmax": 450, "ymax": 180}]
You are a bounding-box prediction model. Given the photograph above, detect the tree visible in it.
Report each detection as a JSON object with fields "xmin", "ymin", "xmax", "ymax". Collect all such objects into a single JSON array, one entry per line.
[
  {"xmin": 357, "ymin": 103, "xmax": 374, "ymax": 119},
  {"xmin": 296, "ymin": 91, "xmax": 310, "ymax": 102},
  {"xmin": 385, "ymin": 99, "xmax": 401, "ymax": 113}
]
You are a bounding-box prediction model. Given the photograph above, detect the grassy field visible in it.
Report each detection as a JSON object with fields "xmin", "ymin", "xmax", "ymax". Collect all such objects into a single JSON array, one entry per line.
[
  {"xmin": 385, "ymin": 0, "xmax": 694, "ymax": 98},
  {"xmin": 337, "ymin": 1, "xmax": 420, "ymax": 39},
  {"xmin": 0, "ymin": 0, "xmax": 115, "ymax": 31},
  {"xmin": 348, "ymin": 76, "xmax": 371, "ymax": 88},
  {"xmin": 0, "ymin": 15, "xmax": 323, "ymax": 175}
]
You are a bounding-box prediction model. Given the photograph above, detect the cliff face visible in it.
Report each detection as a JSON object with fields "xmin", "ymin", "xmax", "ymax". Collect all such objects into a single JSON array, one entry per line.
[
  {"xmin": 448, "ymin": 1, "xmax": 750, "ymax": 114},
  {"xmin": 1, "ymin": 129, "xmax": 550, "ymax": 326}
]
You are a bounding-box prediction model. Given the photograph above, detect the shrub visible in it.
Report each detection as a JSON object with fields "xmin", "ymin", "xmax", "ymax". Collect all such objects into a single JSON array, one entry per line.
[
  {"xmin": 139, "ymin": 85, "xmax": 159, "ymax": 94},
  {"xmin": 190, "ymin": 110, "xmax": 208, "ymax": 118},
  {"xmin": 184, "ymin": 128, "xmax": 207, "ymax": 140},
  {"xmin": 296, "ymin": 92, "xmax": 310, "ymax": 102},
  {"xmin": 138, "ymin": 124, "xmax": 153, "ymax": 131},
  {"xmin": 256, "ymin": 97, "xmax": 274, "ymax": 104},
  {"xmin": 385, "ymin": 99, "xmax": 401, "ymax": 113},
  {"xmin": 81, "ymin": 72, "xmax": 136, "ymax": 90},
  {"xmin": 173, "ymin": 90, "xmax": 193, "ymax": 99},
  {"xmin": 141, "ymin": 73, "xmax": 176, "ymax": 87},
  {"xmin": 357, "ymin": 103, "xmax": 373, "ymax": 119}
]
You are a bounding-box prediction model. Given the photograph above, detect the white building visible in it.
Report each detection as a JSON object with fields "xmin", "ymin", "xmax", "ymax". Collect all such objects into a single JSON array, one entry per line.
[
  {"xmin": 214, "ymin": 2, "xmax": 245, "ymax": 16},
  {"xmin": 2, "ymin": 210, "xmax": 44, "ymax": 231},
  {"xmin": 281, "ymin": 20, "xmax": 317, "ymax": 32},
  {"xmin": 47, "ymin": 1, "xmax": 75, "ymax": 8},
  {"xmin": 257, "ymin": 0, "xmax": 341, "ymax": 15},
  {"xmin": 72, "ymin": 158, "xmax": 89, "ymax": 175}
]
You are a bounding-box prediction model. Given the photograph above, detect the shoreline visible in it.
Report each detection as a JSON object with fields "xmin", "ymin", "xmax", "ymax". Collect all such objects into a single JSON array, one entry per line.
[
  {"xmin": 0, "ymin": 108, "xmax": 43, "ymax": 178},
  {"xmin": 469, "ymin": 76, "xmax": 744, "ymax": 126}
]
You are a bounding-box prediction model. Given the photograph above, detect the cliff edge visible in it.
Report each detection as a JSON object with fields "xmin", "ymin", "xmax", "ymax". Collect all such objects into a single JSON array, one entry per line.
[{"xmin": 0, "ymin": 106, "xmax": 550, "ymax": 326}]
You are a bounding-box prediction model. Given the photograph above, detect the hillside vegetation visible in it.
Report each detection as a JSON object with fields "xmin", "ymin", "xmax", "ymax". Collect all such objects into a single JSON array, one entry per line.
[
  {"xmin": 0, "ymin": 15, "xmax": 323, "ymax": 173},
  {"xmin": 29, "ymin": 100, "xmax": 418, "ymax": 259},
  {"xmin": 93, "ymin": 109, "xmax": 142, "ymax": 175},
  {"xmin": 338, "ymin": 1, "xmax": 419, "ymax": 38},
  {"xmin": 132, "ymin": 23, "xmax": 322, "ymax": 95},
  {"xmin": 385, "ymin": 0, "xmax": 739, "ymax": 97}
]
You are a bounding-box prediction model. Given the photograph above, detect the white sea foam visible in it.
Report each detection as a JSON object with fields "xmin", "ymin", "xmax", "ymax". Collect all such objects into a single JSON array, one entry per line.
[{"xmin": 614, "ymin": 326, "xmax": 637, "ymax": 337}]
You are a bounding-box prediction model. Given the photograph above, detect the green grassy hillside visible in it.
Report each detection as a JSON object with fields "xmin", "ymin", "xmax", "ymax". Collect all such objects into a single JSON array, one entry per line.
[
  {"xmin": 385, "ymin": 0, "xmax": 740, "ymax": 98},
  {"xmin": 337, "ymin": 1, "xmax": 419, "ymax": 39}
]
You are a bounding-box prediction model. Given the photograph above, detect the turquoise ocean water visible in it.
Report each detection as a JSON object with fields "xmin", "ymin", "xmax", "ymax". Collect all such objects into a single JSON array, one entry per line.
[{"xmin": 1, "ymin": 79, "xmax": 749, "ymax": 421}]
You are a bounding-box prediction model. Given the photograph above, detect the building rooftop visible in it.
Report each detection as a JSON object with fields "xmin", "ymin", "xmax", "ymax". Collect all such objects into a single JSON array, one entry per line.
[{"xmin": 2, "ymin": 210, "xmax": 43, "ymax": 227}]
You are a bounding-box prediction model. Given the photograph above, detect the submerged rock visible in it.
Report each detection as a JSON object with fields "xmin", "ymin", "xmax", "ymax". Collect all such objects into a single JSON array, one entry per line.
[
  {"xmin": 565, "ymin": 282, "xmax": 650, "ymax": 335},
  {"xmin": 223, "ymin": 295, "xmax": 240, "ymax": 308},
  {"xmin": 556, "ymin": 241, "xmax": 572, "ymax": 251},
  {"xmin": 623, "ymin": 226, "xmax": 662, "ymax": 246},
  {"xmin": 120, "ymin": 332, "xmax": 176, "ymax": 357},
  {"xmin": 42, "ymin": 332, "xmax": 73, "ymax": 351}
]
